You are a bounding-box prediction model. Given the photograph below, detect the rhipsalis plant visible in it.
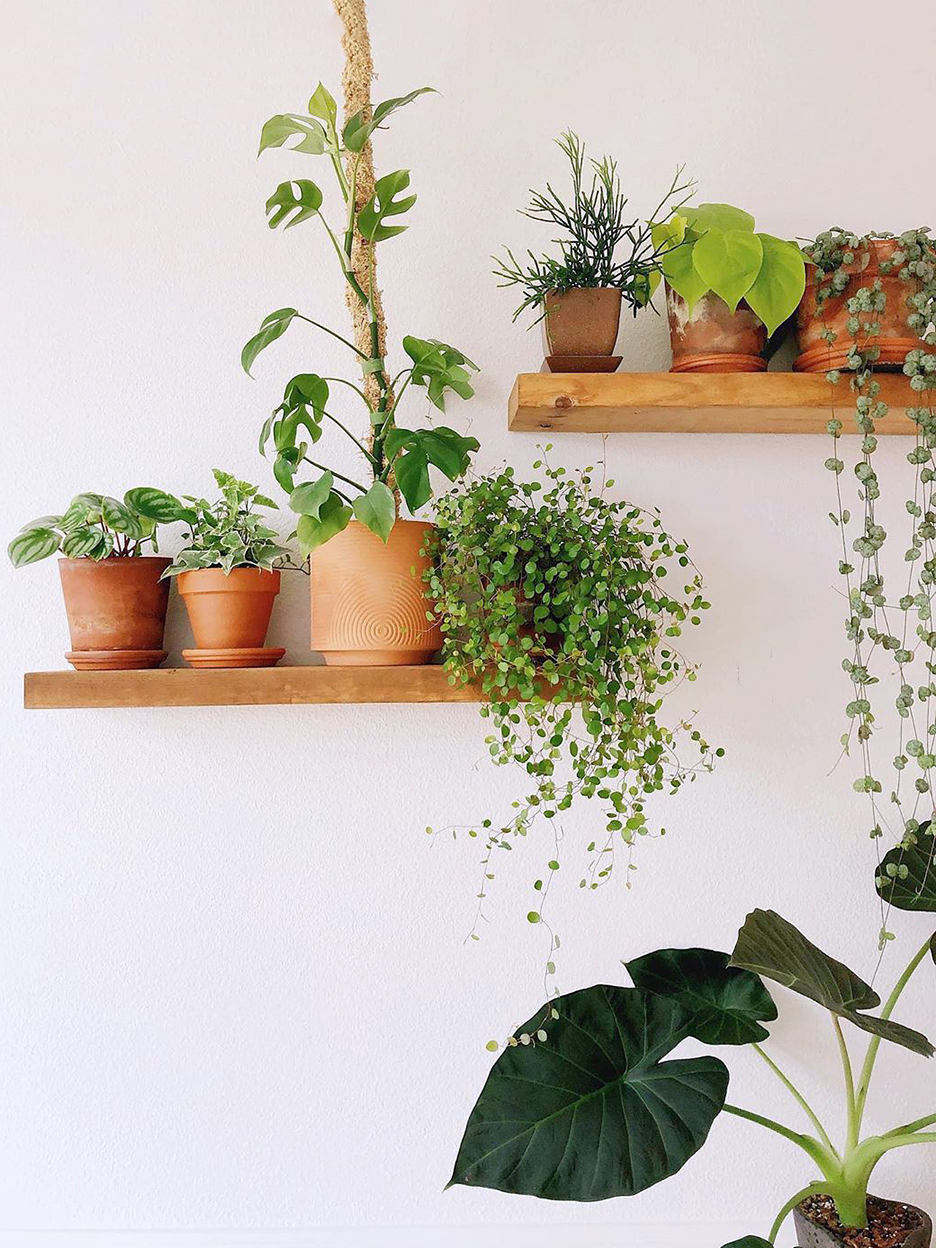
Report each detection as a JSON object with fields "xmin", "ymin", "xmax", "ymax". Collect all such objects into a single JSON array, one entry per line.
[
  {"xmin": 162, "ymin": 470, "xmax": 294, "ymax": 577},
  {"xmin": 452, "ymin": 885, "xmax": 936, "ymax": 1246},
  {"xmin": 245, "ymin": 83, "xmax": 478, "ymax": 552},
  {"xmin": 816, "ymin": 228, "xmax": 936, "ymax": 942},
  {"xmin": 493, "ymin": 131, "xmax": 693, "ymax": 323},
  {"xmin": 424, "ymin": 457, "xmax": 720, "ymax": 951}
]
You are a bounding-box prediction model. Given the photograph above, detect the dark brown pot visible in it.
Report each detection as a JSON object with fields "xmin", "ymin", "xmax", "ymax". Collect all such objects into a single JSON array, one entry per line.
[
  {"xmin": 795, "ymin": 238, "xmax": 932, "ymax": 373},
  {"xmin": 666, "ymin": 283, "xmax": 768, "ymax": 372},
  {"xmin": 795, "ymin": 1195, "xmax": 932, "ymax": 1248},
  {"xmin": 58, "ymin": 556, "xmax": 170, "ymax": 670},
  {"xmin": 543, "ymin": 288, "xmax": 622, "ymax": 357}
]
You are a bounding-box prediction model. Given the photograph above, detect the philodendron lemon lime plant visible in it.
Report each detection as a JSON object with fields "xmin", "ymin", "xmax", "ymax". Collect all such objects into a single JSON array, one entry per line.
[
  {"xmin": 652, "ymin": 203, "xmax": 806, "ymax": 372},
  {"xmin": 452, "ymin": 867, "xmax": 936, "ymax": 1247}
]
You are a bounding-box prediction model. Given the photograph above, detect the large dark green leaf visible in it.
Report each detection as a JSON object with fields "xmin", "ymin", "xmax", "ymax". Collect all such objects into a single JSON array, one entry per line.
[
  {"xmin": 449, "ymin": 984, "xmax": 728, "ymax": 1201},
  {"xmin": 876, "ymin": 821, "xmax": 936, "ymax": 911},
  {"xmin": 730, "ymin": 910, "xmax": 934, "ymax": 1057},
  {"xmin": 392, "ymin": 447, "xmax": 431, "ymax": 512},
  {"xmin": 296, "ymin": 492, "xmax": 351, "ymax": 554},
  {"xmin": 625, "ymin": 948, "xmax": 777, "ymax": 1046}
]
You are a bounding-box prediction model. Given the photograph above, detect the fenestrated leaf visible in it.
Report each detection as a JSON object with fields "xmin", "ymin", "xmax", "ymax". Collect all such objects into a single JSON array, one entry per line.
[
  {"xmin": 342, "ymin": 86, "xmax": 435, "ymax": 153},
  {"xmin": 258, "ymin": 113, "xmax": 326, "ymax": 156},
  {"xmin": 266, "ymin": 179, "xmax": 323, "ymax": 230},
  {"xmin": 358, "ymin": 170, "xmax": 416, "ymax": 243},
  {"xmin": 352, "ymin": 480, "xmax": 396, "ymax": 543},
  {"xmin": 296, "ymin": 492, "xmax": 351, "ymax": 554},
  {"xmin": 625, "ymin": 948, "xmax": 777, "ymax": 1046},
  {"xmin": 8, "ymin": 527, "xmax": 60, "ymax": 567},
  {"xmin": 402, "ymin": 336, "xmax": 478, "ymax": 410},
  {"xmin": 449, "ymin": 984, "xmax": 729, "ymax": 1201},
  {"xmin": 744, "ymin": 234, "xmax": 806, "ymax": 336},
  {"xmin": 876, "ymin": 820, "xmax": 936, "ymax": 911},
  {"xmin": 730, "ymin": 910, "xmax": 934, "ymax": 1057},
  {"xmin": 241, "ymin": 307, "xmax": 298, "ymax": 376},
  {"xmin": 691, "ymin": 228, "xmax": 763, "ymax": 313}
]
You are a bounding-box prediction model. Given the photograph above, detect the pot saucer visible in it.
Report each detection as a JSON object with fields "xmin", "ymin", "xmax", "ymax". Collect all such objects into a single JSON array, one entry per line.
[
  {"xmin": 182, "ymin": 647, "xmax": 286, "ymax": 669},
  {"xmin": 66, "ymin": 649, "xmax": 167, "ymax": 671},
  {"xmin": 670, "ymin": 352, "xmax": 767, "ymax": 373},
  {"xmin": 544, "ymin": 354, "xmax": 622, "ymax": 373},
  {"xmin": 794, "ymin": 338, "xmax": 923, "ymax": 373}
]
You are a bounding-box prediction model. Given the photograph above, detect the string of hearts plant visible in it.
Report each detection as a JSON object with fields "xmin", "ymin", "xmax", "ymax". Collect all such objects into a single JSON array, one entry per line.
[{"xmin": 244, "ymin": 82, "xmax": 478, "ymax": 550}]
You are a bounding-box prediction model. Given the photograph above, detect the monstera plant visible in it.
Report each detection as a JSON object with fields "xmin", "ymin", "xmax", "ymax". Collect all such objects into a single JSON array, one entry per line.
[{"xmin": 452, "ymin": 871, "xmax": 936, "ymax": 1247}]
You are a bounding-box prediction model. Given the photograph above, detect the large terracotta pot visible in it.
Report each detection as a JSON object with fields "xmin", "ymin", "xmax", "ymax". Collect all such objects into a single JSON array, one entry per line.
[
  {"xmin": 177, "ymin": 567, "xmax": 283, "ymax": 668},
  {"xmin": 543, "ymin": 287, "xmax": 623, "ymax": 371},
  {"xmin": 795, "ymin": 1195, "xmax": 932, "ymax": 1248},
  {"xmin": 795, "ymin": 238, "xmax": 932, "ymax": 372},
  {"xmin": 666, "ymin": 284, "xmax": 768, "ymax": 372},
  {"xmin": 311, "ymin": 520, "xmax": 441, "ymax": 666},
  {"xmin": 58, "ymin": 556, "xmax": 170, "ymax": 670}
]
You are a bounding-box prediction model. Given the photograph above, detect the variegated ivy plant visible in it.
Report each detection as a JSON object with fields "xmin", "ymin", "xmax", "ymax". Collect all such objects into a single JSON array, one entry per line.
[{"xmin": 244, "ymin": 82, "xmax": 479, "ymax": 552}]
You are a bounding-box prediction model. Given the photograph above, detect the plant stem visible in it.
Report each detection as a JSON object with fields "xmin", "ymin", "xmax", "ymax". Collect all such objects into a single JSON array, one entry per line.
[
  {"xmin": 855, "ymin": 935, "xmax": 932, "ymax": 1127},
  {"xmin": 299, "ymin": 457, "xmax": 367, "ymax": 493},
  {"xmin": 883, "ymin": 1111, "xmax": 936, "ymax": 1137},
  {"xmin": 768, "ymin": 1182, "xmax": 833, "ymax": 1244},
  {"xmin": 322, "ymin": 411, "xmax": 378, "ymax": 465},
  {"xmin": 833, "ymin": 1016, "xmax": 859, "ymax": 1153},
  {"xmin": 753, "ymin": 1043, "xmax": 838, "ymax": 1157},
  {"xmin": 294, "ymin": 314, "xmax": 368, "ymax": 360},
  {"xmin": 722, "ymin": 1104, "xmax": 824, "ymax": 1156}
]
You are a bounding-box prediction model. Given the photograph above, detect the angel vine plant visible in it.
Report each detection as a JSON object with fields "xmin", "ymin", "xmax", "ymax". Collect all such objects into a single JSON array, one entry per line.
[
  {"xmin": 424, "ymin": 457, "xmax": 720, "ymax": 946},
  {"xmin": 452, "ymin": 881, "xmax": 936, "ymax": 1246},
  {"xmin": 244, "ymin": 82, "xmax": 478, "ymax": 551},
  {"xmin": 816, "ymin": 227, "xmax": 936, "ymax": 940}
]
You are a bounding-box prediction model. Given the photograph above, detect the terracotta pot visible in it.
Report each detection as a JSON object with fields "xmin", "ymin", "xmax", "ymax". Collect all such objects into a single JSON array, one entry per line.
[
  {"xmin": 58, "ymin": 556, "xmax": 170, "ymax": 670},
  {"xmin": 177, "ymin": 567, "xmax": 283, "ymax": 668},
  {"xmin": 543, "ymin": 288, "xmax": 623, "ymax": 357},
  {"xmin": 666, "ymin": 284, "xmax": 768, "ymax": 372},
  {"xmin": 794, "ymin": 1195, "xmax": 932, "ymax": 1248},
  {"xmin": 795, "ymin": 238, "xmax": 932, "ymax": 372},
  {"xmin": 311, "ymin": 520, "xmax": 441, "ymax": 666}
]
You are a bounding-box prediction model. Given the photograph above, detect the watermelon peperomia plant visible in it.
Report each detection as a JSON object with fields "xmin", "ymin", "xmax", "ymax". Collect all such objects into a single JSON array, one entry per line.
[
  {"xmin": 451, "ymin": 831, "xmax": 936, "ymax": 1245},
  {"xmin": 8, "ymin": 488, "xmax": 189, "ymax": 567}
]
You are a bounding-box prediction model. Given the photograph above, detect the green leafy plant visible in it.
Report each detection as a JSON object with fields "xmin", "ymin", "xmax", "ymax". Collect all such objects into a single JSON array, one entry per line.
[
  {"xmin": 246, "ymin": 81, "xmax": 479, "ymax": 553},
  {"xmin": 816, "ymin": 228, "xmax": 936, "ymax": 943},
  {"xmin": 452, "ymin": 884, "xmax": 936, "ymax": 1245},
  {"xmin": 493, "ymin": 131, "xmax": 693, "ymax": 322},
  {"xmin": 162, "ymin": 469, "xmax": 293, "ymax": 577},
  {"xmin": 651, "ymin": 203, "xmax": 806, "ymax": 335},
  {"xmin": 8, "ymin": 488, "xmax": 186, "ymax": 567},
  {"xmin": 424, "ymin": 457, "xmax": 720, "ymax": 951}
]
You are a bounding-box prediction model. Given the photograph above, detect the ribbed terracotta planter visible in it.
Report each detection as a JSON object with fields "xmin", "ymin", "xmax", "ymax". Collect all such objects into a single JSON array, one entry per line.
[
  {"xmin": 795, "ymin": 238, "xmax": 932, "ymax": 372},
  {"xmin": 178, "ymin": 567, "xmax": 283, "ymax": 668},
  {"xmin": 543, "ymin": 287, "xmax": 623, "ymax": 368},
  {"xmin": 795, "ymin": 1196, "xmax": 932, "ymax": 1248},
  {"xmin": 310, "ymin": 520, "xmax": 441, "ymax": 666},
  {"xmin": 666, "ymin": 284, "xmax": 768, "ymax": 372},
  {"xmin": 58, "ymin": 556, "xmax": 170, "ymax": 670}
]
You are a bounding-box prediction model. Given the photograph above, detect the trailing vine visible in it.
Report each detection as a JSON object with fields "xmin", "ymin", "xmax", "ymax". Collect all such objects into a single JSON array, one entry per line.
[{"xmin": 814, "ymin": 227, "xmax": 936, "ymax": 947}]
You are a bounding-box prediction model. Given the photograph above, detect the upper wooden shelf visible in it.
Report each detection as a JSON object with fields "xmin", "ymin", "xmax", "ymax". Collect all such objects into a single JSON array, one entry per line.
[
  {"xmin": 508, "ymin": 372, "xmax": 924, "ymax": 434},
  {"xmin": 24, "ymin": 666, "xmax": 483, "ymax": 710}
]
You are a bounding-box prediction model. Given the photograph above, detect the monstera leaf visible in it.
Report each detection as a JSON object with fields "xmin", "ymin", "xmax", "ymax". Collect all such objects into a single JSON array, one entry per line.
[
  {"xmin": 876, "ymin": 821, "xmax": 936, "ymax": 911},
  {"xmin": 342, "ymin": 86, "xmax": 435, "ymax": 152},
  {"xmin": 625, "ymin": 948, "xmax": 777, "ymax": 1046},
  {"xmin": 358, "ymin": 170, "xmax": 417, "ymax": 242},
  {"xmin": 241, "ymin": 308, "xmax": 298, "ymax": 376},
  {"xmin": 352, "ymin": 481, "xmax": 396, "ymax": 543},
  {"xmin": 730, "ymin": 910, "xmax": 934, "ymax": 1057},
  {"xmin": 265, "ymin": 179, "xmax": 323, "ymax": 230},
  {"xmin": 402, "ymin": 336, "xmax": 477, "ymax": 409},
  {"xmin": 258, "ymin": 113, "xmax": 326, "ymax": 156},
  {"xmin": 449, "ymin": 985, "xmax": 729, "ymax": 1201},
  {"xmin": 296, "ymin": 492, "xmax": 351, "ymax": 554}
]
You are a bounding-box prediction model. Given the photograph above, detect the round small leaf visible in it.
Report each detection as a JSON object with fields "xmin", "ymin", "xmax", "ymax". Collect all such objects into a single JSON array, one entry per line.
[{"xmin": 875, "ymin": 820, "xmax": 936, "ymax": 911}]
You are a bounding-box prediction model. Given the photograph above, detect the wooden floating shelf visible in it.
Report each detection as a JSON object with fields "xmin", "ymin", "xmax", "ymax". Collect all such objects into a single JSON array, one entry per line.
[
  {"xmin": 24, "ymin": 666, "xmax": 485, "ymax": 710},
  {"xmin": 508, "ymin": 372, "xmax": 925, "ymax": 434}
]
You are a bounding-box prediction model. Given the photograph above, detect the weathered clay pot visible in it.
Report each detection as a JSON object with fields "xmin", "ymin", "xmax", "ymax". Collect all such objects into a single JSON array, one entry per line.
[
  {"xmin": 543, "ymin": 288, "xmax": 623, "ymax": 357},
  {"xmin": 795, "ymin": 238, "xmax": 932, "ymax": 373},
  {"xmin": 58, "ymin": 556, "xmax": 170, "ymax": 670},
  {"xmin": 666, "ymin": 284, "xmax": 768, "ymax": 372},
  {"xmin": 310, "ymin": 520, "xmax": 441, "ymax": 666},
  {"xmin": 794, "ymin": 1195, "xmax": 932, "ymax": 1248},
  {"xmin": 178, "ymin": 567, "xmax": 283, "ymax": 668}
]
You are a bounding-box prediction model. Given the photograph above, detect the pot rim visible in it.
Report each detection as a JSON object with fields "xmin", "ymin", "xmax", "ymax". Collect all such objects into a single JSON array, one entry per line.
[
  {"xmin": 177, "ymin": 566, "xmax": 281, "ymax": 594},
  {"xmin": 57, "ymin": 554, "xmax": 172, "ymax": 566}
]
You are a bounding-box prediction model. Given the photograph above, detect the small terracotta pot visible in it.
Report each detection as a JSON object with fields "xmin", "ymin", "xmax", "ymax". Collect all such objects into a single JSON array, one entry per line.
[
  {"xmin": 58, "ymin": 556, "xmax": 171, "ymax": 670},
  {"xmin": 666, "ymin": 284, "xmax": 768, "ymax": 372},
  {"xmin": 543, "ymin": 288, "xmax": 623, "ymax": 357},
  {"xmin": 311, "ymin": 520, "xmax": 441, "ymax": 666},
  {"xmin": 177, "ymin": 567, "xmax": 282, "ymax": 667},
  {"xmin": 794, "ymin": 1195, "xmax": 932, "ymax": 1248},
  {"xmin": 795, "ymin": 238, "xmax": 932, "ymax": 373}
]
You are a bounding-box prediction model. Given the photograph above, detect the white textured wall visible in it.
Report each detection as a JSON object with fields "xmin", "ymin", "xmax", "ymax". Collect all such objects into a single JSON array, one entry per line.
[{"xmin": 2, "ymin": 0, "xmax": 935, "ymax": 1244}]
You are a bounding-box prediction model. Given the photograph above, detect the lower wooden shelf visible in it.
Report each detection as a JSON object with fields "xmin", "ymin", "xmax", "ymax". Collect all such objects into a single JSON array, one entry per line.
[
  {"xmin": 24, "ymin": 665, "xmax": 484, "ymax": 710},
  {"xmin": 508, "ymin": 371, "xmax": 926, "ymax": 434}
]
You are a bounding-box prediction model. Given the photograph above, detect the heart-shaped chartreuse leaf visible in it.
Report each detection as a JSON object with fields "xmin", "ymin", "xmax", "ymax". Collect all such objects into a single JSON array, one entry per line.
[
  {"xmin": 448, "ymin": 985, "xmax": 729, "ymax": 1201},
  {"xmin": 625, "ymin": 948, "xmax": 777, "ymax": 1046},
  {"xmin": 652, "ymin": 214, "xmax": 709, "ymax": 315},
  {"xmin": 730, "ymin": 910, "xmax": 934, "ymax": 1057},
  {"xmin": 691, "ymin": 228, "xmax": 764, "ymax": 314},
  {"xmin": 266, "ymin": 179, "xmax": 323, "ymax": 230},
  {"xmin": 342, "ymin": 86, "xmax": 435, "ymax": 153},
  {"xmin": 744, "ymin": 234, "xmax": 806, "ymax": 336},
  {"xmin": 682, "ymin": 203, "xmax": 756, "ymax": 235},
  {"xmin": 876, "ymin": 819, "xmax": 936, "ymax": 911},
  {"xmin": 358, "ymin": 170, "xmax": 417, "ymax": 243}
]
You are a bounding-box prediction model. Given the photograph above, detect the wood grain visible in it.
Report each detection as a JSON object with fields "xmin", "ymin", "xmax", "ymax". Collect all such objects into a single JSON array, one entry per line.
[
  {"xmin": 24, "ymin": 666, "xmax": 485, "ymax": 709},
  {"xmin": 508, "ymin": 372, "xmax": 928, "ymax": 434}
]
